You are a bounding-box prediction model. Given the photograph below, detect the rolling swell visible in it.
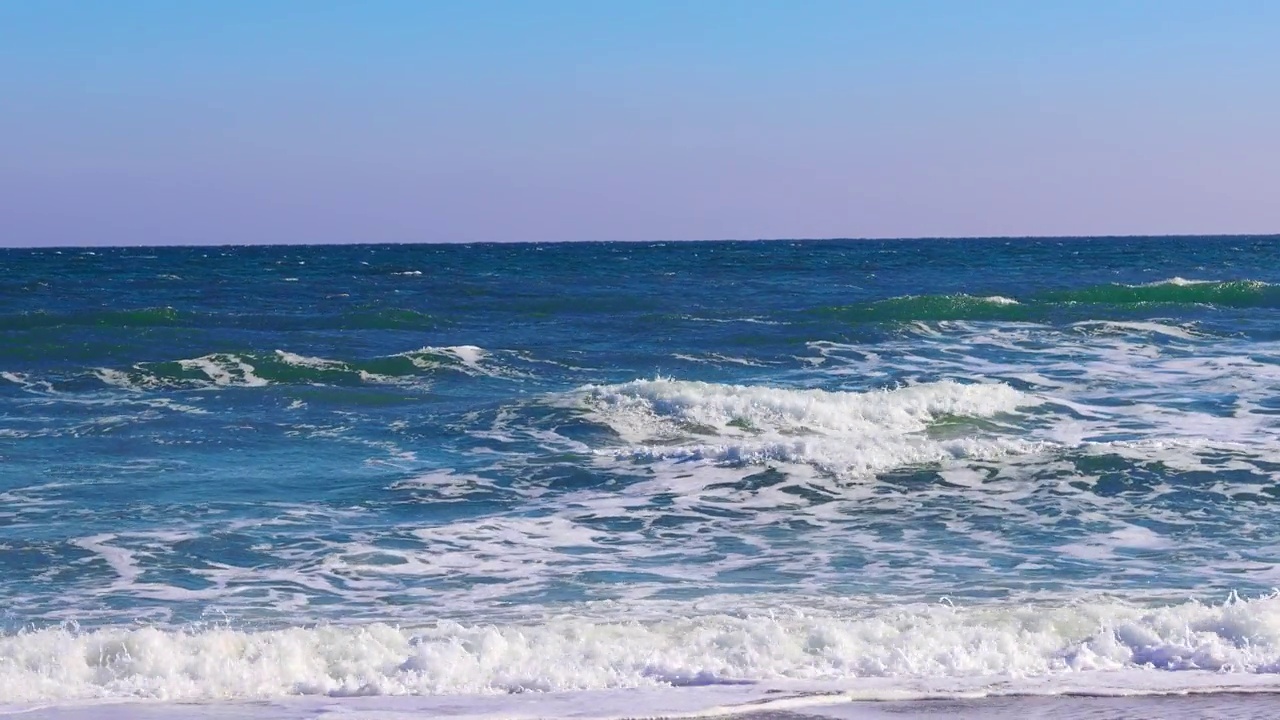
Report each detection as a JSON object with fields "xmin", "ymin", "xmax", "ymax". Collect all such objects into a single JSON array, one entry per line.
[
  {"xmin": 1043, "ymin": 278, "xmax": 1277, "ymax": 306},
  {"xmin": 90, "ymin": 346, "xmax": 503, "ymax": 390},
  {"xmin": 831, "ymin": 294, "xmax": 1030, "ymax": 322},
  {"xmin": 821, "ymin": 279, "xmax": 1280, "ymax": 323}
]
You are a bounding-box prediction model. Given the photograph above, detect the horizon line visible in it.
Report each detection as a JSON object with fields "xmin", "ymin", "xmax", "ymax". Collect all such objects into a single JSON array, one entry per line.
[{"xmin": 2, "ymin": 232, "xmax": 1278, "ymax": 252}]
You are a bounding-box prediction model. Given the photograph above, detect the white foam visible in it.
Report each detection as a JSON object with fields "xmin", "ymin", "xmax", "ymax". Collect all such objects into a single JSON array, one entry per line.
[
  {"xmin": 447, "ymin": 345, "xmax": 487, "ymax": 369},
  {"xmin": 177, "ymin": 354, "xmax": 269, "ymax": 387},
  {"xmin": 388, "ymin": 470, "xmax": 499, "ymax": 498},
  {"xmin": 806, "ymin": 323, "xmax": 1280, "ymax": 459},
  {"xmin": 580, "ymin": 379, "xmax": 1041, "ymax": 476},
  {"xmin": 92, "ymin": 368, "xmax": 145, "ymax": 391},
  {"xmin": 396, "ymin": 345, "xmax": 531, "ymax": 379},
  {"xmin": 71, "ymin": 534, "xmax": 143, "ymax": 587},
  {"xmin": 68, "ymin": 532, "xmax": 215, "ymax": 604},
  {"xmin": 400, "ymin": 346, "xmax": 490, "ymax": 374},
  {"xmin": 1132, "ymin": 277, "xmax": 1214, "ymax": 287},
  {"xmin": 0, "ymin": 371, "xmax": 55, "ymax": 394},
  {"xmin": 273, "ymin": 350, "xmax": 346, "ymax": 370},
  {"xmin": 1071, "ymin": 320, "xmax": 1203, "ymax": 340},
  {"xmin": 7, "ymin": 595, "xmax": 1280, "ymax": 708}
]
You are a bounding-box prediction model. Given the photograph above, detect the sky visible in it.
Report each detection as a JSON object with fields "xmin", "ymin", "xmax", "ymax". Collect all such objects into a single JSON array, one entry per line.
[{"xmin": 1, "ymin": 1, "xmax": 1278, "ymax": 246}]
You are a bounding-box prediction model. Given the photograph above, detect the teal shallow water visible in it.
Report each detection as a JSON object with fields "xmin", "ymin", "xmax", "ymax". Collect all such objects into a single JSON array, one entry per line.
[{"xmin": 4, "ymin": 236, "xmax": 1280, "ymax": 709}]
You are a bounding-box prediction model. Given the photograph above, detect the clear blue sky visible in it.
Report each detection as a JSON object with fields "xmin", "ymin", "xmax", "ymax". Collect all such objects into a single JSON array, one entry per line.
[{"xmin": 1, "ymin": 1, "xmax": 1277, "ymax": 246}]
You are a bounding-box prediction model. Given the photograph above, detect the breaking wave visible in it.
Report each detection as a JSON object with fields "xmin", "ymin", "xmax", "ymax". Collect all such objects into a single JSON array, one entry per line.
[
  {"xmin": 91, "ymin": 346, "xmax": 506, "ymax": 390},
  {"xmin": 579, "ymin": 378, "xmax": 1042, "ymax": 476},
  {"xmin": 5, "ymin": 595, "xmax": 1280, "ymax": 704}
]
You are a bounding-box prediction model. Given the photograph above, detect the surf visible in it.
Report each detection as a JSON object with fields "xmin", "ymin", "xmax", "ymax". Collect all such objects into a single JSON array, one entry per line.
[{"xmin": 5, "ymin": 594, "xmax": 1280, "ymax": 707}]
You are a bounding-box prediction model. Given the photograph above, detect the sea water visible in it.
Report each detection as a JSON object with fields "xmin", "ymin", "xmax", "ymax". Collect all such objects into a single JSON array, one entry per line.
[{"xmin": 3, "ymin": 237, "xmax": 1280, "ymax": 717}]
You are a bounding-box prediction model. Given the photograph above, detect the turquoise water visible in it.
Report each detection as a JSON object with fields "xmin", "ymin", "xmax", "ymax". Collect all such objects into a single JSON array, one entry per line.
[{"xmin": 4, "ymin": 236, "xmax": 1280, "ymax": 712}]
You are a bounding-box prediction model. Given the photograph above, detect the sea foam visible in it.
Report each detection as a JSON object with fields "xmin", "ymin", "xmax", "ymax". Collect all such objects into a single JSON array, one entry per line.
[
  {"xmin": 581, "ymin": 379, "xmax": 1041, "ymax": 476},
  {"xmin": 5, "ymin": 595, "xmax": 1280, "ymax": 707}
]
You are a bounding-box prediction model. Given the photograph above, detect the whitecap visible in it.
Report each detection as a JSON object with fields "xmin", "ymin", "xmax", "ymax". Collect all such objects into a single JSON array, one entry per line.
[
  {"xmin": 578, "ymin": 378, "xmax": 1041, "ymax": 476},
  {"xmin": 7, "ymin": 595, "xmax": 1280, "ymax": 706}
]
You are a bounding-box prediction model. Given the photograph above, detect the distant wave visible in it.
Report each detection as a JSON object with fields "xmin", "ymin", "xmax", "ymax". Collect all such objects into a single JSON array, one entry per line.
[
  {"xmin": 833, "ymin": 294, "xmax": 1031, "ymax": 322},
  {"xmin": 1043, "ymin": 278, "xmax": 1278, "ymax": 306},
  {"xmin": 821, "ymin": 279, "xmax": 1280, "ymax": 323},
  {"xmin": 91, "ymin": 346, "xmax": 509, "ymax": 390}
]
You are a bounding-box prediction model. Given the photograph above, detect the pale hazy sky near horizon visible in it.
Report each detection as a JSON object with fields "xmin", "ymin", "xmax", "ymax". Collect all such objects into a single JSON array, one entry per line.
[{"xmin": 2, "ymin": 1, "xmax": 1278, "ymax": 247}]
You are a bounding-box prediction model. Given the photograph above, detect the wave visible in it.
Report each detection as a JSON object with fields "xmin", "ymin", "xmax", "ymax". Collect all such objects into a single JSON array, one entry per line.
[
  {"xmin": 579, "ymin": 378, "xmax": 1041, "ymax": 476},
  {"xmin": 92, "ymin": 346, "xmax": 508, "ymax": 390},
  {"xmin": 821, "ymin": 279, "xmax": 1280, "ymax": 324},
  {"xmin": 1044, "ymin": 278, "xmax": 1278, "ymax": 306},
  {"xmin": 845, "ymin": 294, "xmax": 1032, "ymax": 323},
  {"xmin": 4, "ymin": 595, "xmax": 1280, "ymax": 706}
]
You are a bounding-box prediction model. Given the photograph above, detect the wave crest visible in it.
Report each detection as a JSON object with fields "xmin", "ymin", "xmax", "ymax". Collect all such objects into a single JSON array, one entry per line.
[
  {"xmin": 93, "ymin": 346, "xmax": 507, "ymax": 390},
  {"xmin": 5, "ymin": 595, "xmax": 1280, "ymax": 704},
  {"xmin": 580, "ymin": 378, "xmax": 1040, "ymax": 476}
]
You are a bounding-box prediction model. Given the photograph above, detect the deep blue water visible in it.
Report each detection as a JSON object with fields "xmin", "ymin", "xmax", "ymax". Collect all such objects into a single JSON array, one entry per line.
[{"xmin": 5, "ymin": 236, "xmax": 1280, "ymax": 705}]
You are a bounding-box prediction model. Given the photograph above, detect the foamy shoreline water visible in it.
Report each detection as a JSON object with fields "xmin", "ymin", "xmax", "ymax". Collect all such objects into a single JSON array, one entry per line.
[
  {"xmin": 6, "ymin": 595, "xmax": 1280, "ymax": 707},
  {"xmin": 731, "ymin": 693, "xmax": 1280, "ymax": 720},
  {"xmin": 9, "ymin": 688, "xmax": 1280, "ymax": 720}
]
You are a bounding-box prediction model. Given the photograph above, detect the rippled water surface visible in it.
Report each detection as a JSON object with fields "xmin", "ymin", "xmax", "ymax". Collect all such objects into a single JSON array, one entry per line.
[{"xmin": 4, "ymin": 237, "xmax": 1280, "ymax": 714}]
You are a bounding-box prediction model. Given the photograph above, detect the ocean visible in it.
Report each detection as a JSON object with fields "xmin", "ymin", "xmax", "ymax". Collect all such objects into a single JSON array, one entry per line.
[{"xmin": 4, "ymin": 236, "xmax": 1280, "ymax": 718}]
